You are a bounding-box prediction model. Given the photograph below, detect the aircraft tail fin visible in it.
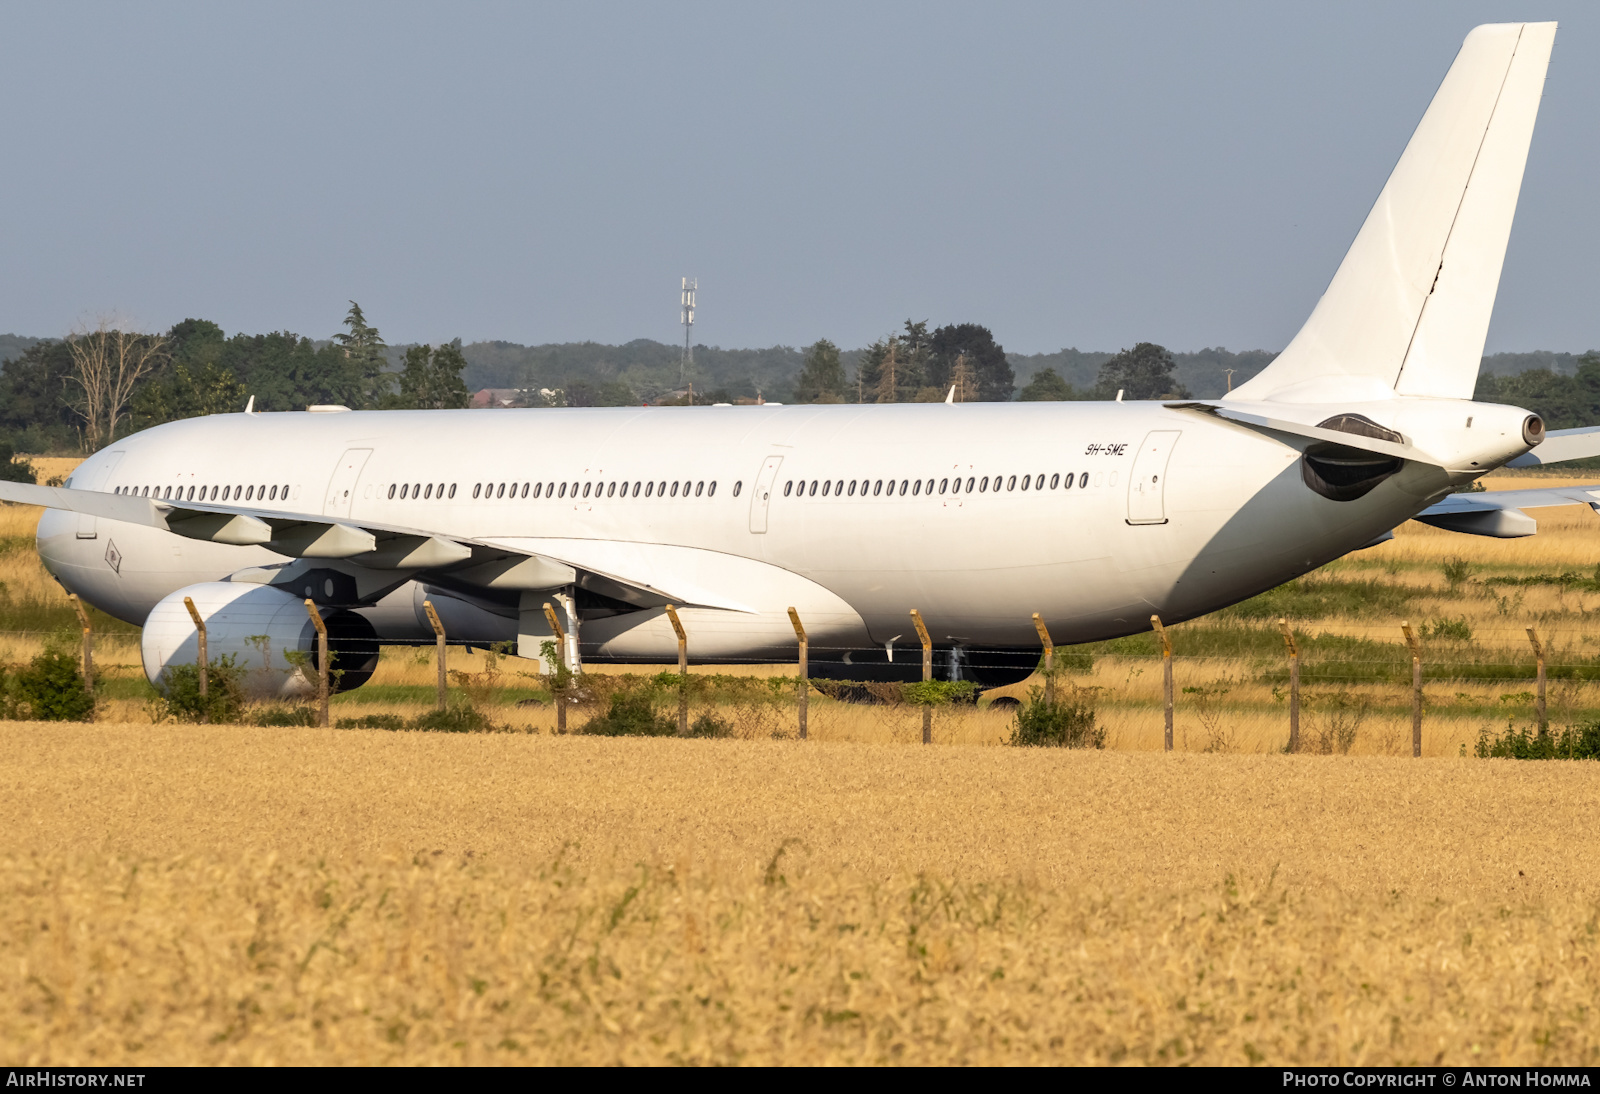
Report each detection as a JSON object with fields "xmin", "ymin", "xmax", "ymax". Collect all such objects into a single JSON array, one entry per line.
[{"xmin": 1231, "ymin": 22, "xmax": 1556, "ymax": 404}]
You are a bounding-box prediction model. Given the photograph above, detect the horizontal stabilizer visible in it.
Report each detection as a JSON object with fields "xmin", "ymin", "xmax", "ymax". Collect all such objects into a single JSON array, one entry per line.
[
  {"xmin": 1413, "ymin": 482, "xmax": 1600, "ymax": 538},
  {"xmin": 1506, "ymin": 425, "xmax": 1600, "ymax": 467},
  {"xmin": 1166, "ymin": 402, "xmax": 1442, "ymax": 465}
]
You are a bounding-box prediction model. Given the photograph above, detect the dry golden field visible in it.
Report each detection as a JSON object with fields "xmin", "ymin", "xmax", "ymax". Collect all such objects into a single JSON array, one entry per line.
[
  {"xmin": 4, "ymin": 724, "xmax": 1600, "ymax": 1066},
  {"xmin": 3, "ymin": 460, "xmax": 1600, "ymax": 1064}
]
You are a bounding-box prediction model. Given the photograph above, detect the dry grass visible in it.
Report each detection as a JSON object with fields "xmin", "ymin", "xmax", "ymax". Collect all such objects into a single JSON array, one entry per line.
[{"xmin": 4, "ymin": 724, "xmax": 1600, "ymax": 1065}]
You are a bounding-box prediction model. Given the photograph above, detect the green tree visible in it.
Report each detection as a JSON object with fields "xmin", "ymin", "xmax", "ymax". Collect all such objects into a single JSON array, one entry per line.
[
  {"xmin": 219, "ymin": 330, "xmax": 364, "ymax": 410},
  {"xmin": 395, "ymin": 341, "xmax": 473, "ymax": 409},
  {"xmin": 333, "ymin": 301, "xmax": 389, "ymax": 407},
  {"xmin": 564, "ymin": 379, "xmax": 636, "ymax": 406},
  {"xmin": 794, "ymin": 339, "xmax": 846, "ymax": 403},
  {"xmin": 129, "ymin": 362, "xmax": 249, "ymax": 429},
  {"xmin": 929, "ymin": 323, "xmax": 1012, "ymax": 401},
  {"xmin": 0, "ymin": 340, "xmax": 79, "ymax": 452},
  {"xmin": 1096, "ymin": 342, "xmax": 1188, "ymax": 400},
  {"xmin": 166, "ymin": 318, "xmax": 226, "ymax": 369},
  {"xmin": 1474, "ymin": 368, "xmax": 1581, "ymax": 428},
  {"xmin": 0, "ymin": 441, "xmax": 35, "ymax": 483},
  {"xmin": 1018, "ymin": 367, "xmax": 1076, "ymax": 401}
]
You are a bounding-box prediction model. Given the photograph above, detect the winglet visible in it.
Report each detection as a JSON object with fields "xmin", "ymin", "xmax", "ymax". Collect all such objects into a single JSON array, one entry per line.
[
  {"xmin": 944, "ymin": 386, "xmax": 955, "ymax": 405},
  {"xmin": 244, "ymin": 396, "xmax": 255, "ymax": 415}
]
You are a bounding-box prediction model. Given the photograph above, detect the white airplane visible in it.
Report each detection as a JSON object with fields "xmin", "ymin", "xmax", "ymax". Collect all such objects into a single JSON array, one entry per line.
[{"xmin": 6, "ymin": 21, "xmax": 1598, "ymax": 696}]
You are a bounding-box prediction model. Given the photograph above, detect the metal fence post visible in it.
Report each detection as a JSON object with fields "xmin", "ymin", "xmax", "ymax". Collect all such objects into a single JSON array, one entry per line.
[
  {"xmin": 911, "ymin": 608, "xmax": 932, "ymax": 745},
  {"xmin": 1402, "ymin": 621, "xmax": 1421, "ymax": 757},
  {"xmin": 1151, "ymin": 614, "xmax": 1173, "ymax": 751},
  {"xmin": 423, "ymin": 599, "xmax": 447, "ymax": 711},
  {"xmin": 788, "ymin": 607, "xmax": 808, "ymax": 740},
  {"xmin": 665, "ymin": 604, "xmax": 688, "ymax": 737},
  {"xmin": 68, "ymin": 592, "xmax": 94, "ymax": 699},
  {"xmin": 305, "ymin": 599, "xmax": 329, "ymax": 728},
  {"xmin": 183, "ymin": 596, "xmax": 208, "ymax": 725},
  {"xmin": 1279, "ymin": 618, "xmax": 1299, "ymax": 753},
  {"xmin": 543, "ymin": 602, "xmax": 567, "ymax": 734},
  {"xmin": 1526, "ymin": 626, "xmax": 1547, "ymax": 733},
  {"xmin": 1032, "ymin": 612, "xmax": 1055, "ymax": 707}
]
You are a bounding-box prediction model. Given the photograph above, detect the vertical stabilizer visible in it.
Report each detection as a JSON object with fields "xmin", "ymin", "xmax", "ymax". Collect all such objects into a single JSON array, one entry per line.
[{"xmin": 1232, "ymin": 23, "xmax": 1556, "ymax": 404}]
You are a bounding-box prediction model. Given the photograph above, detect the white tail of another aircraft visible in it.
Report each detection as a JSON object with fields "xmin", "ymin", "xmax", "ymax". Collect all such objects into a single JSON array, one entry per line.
[{"xmin": 1232, "ymin": 22, "xmax": 1557, "ymax": 405}]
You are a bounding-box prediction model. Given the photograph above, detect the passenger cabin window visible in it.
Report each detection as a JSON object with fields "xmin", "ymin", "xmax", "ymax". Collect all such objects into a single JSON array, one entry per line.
[{"xmin": 733, "ymin": 481, "xmax": 742, "ymax": 497}]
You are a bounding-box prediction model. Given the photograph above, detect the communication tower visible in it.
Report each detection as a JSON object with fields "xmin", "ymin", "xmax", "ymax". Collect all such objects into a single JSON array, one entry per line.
[{"xmin": 680, "ymin": 277, "xmax": 696, "ymax": 385}]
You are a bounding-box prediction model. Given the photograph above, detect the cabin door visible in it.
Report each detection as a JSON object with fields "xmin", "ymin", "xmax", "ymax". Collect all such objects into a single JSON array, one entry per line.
[
  {"xmin": 75, "ymin": 451, "xmax": 124, "ymax": 539},
  {"xmin": 749, "ymin": 455, "xmax": 784, "ymax": 533},
  {"xmin": 324, "ymin": 449, "xmax": 373, "ymax": 519},
  {"xmin": 1126, "ymin": 431, "xmax": 1180, "ymax": 525}
]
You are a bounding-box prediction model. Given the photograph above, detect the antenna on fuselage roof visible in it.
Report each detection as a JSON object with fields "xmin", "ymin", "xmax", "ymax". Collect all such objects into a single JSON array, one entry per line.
[{"xmin": 244, "ymin": 396, "xmax": 255, "ymax": 415}]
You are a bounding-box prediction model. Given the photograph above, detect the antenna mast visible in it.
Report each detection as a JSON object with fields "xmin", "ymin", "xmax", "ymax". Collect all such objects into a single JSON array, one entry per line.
[{"xmin": 680, "ymin": 277, "xmax": 696, "ymax": 386}]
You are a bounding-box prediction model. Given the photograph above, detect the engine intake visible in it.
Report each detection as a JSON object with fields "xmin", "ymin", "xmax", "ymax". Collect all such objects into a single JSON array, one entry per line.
[{"xmin": 141, "ymin": 581, "xmax": 379, "ymax": 699}]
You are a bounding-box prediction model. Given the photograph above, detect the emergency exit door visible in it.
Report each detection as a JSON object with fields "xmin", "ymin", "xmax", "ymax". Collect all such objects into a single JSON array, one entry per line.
[
  {"xmin": 324, "ymin": 449, "xmax": 372, "ymax": 519},
  {"xmin": 1126, "ymin": 431, "xmax": 1180, "ymax": 525},
  {"xmin": 76, "ymin": 451, "xmax": 124, "ymax": 539},
  {"xmin": 749, "ymin": 455, "xmax": 783, "ymax": 533}
]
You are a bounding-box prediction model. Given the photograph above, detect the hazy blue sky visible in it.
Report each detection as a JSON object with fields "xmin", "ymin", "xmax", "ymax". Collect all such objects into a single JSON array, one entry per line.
[{"xmin": 1, "ymin": 2, "xmax": 1595, "ymax": 353}]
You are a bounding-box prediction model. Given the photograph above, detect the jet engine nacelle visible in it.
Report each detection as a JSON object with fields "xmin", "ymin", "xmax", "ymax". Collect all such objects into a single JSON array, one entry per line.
[{"xmin": 141, "ymin": 581, "xmax": 380, "ymax": 699}]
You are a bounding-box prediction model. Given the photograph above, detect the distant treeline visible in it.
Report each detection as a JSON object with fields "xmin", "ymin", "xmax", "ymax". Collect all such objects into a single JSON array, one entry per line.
[{"xmin": 0, "ymin": 309, "xmax": 1593, "ymax": 454}]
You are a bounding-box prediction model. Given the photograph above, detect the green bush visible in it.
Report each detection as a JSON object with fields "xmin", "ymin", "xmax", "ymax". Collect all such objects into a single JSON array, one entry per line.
[
  {"xmin": 1009, "ymin": 687, "xmax": 1102, "ymax": 749},
  {"xmin": 1476, "ymin": 721, "xmax": 1600, "ymax": 760},
  {"xmin": 1441, "ymin": 556, "xmax": 1475, "ymax": 592},
  {"xmin": 9, "ymin": 644, "xmax": 94, "ymax": 721},
  {"xmin": 247, "ymin": 705, "xmax": 318, "ymax": 727},
  {"xmin": 582, "ymin": 692, "xmax": 676, "ymax": 737},
  {"xmin": 152, "ymin": 656, "xmax": 245, "ymax": 724},
  {"xmin": 1422, "ymin": 617, "xmax": 1473, "ymax": 643},
  {"xmin": 687, "ymin": 711, "xmax": 732, "ymax": 738},
  {"xmin": 0, "ymin": 442, "xmax": 36, "ymax": 485},
  {"xmin": 339, "ymin": 713, "xmax": 407, "ymax": 731},
  {"xmin": 902, "ymin": 680, "xmax": 979, "ymax": 706},
  {"xmin": 410, "ymin": 703, "xmax": 499, "ymax": 733}
]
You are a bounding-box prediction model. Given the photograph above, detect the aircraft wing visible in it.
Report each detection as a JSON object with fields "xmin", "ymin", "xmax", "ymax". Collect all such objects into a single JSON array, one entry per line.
[
  {"xmin": 1506, "ymin": 425, "xmax": 1600, "ymax": 467},
  {"xmin": 0, "ymin": 480, "xmax": 723, "ymax": 610},
  {"xmin": 1412, "ymin": 484, "xmax": 1600, "ymax": 538}
]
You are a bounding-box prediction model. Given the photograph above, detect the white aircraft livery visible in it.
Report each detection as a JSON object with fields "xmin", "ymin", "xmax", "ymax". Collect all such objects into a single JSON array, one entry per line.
[{"xmin": 7, "ymin": 22, "xmax": 1598, "ymax": 696}]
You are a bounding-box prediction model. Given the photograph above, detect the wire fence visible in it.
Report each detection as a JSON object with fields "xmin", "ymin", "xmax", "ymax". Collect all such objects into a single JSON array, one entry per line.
[{"xmin": 7, "ymin": 601, "xmax": 1600, "ymax": 754}]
